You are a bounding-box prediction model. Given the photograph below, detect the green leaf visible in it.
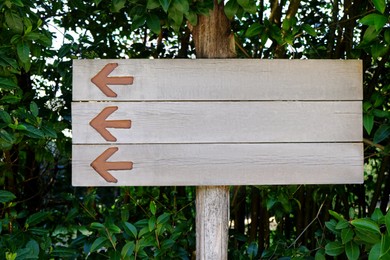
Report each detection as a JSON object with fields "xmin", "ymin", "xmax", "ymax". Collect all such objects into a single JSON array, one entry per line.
[
  {"xmin": 349, "ymin": 208, "xmax": 356, "ymax": 219},
  {"xmin": 17, "ymin": 41, "xmax": 30, "ymax": 64},
  {"xmin": 1, "ymin": 95, "xmax": 21, "ymax": 104},
  {"xmin": 224, "ymin": 0, "xmax": 239, "ymax": 20},
  {"xmin": 91, "ymin": 237, "xmax": 108, "ymax": 252},
  {"xmin": 41, "ymin": 125, "xmax": 57, "ymax": 138},
  {"xmin": 172, "ymin": 0, "xmax": 189, "ymax": 13},
  {"xmin": 168, "ymin": 6, "xmax": 183, "ymax": 29},
  {"xmin": 371, "ymin": 208, "xmax": 384, "ymax": 223},
  {"xmin": 123, "ymin": 222, "xmax": 137, "ymax": 238},
  {"xmin": 364, "ymin": 114, "xmax": 374, "ymax": 134},
  {"xmin": 315, "ymin": 249, "xmax": 326, "ymax": 260},
  {"xmin": 150, "ymin": 201, "xmax": 157, "ymax": 215},
  {"xmin": 345, "ymin": 241, "xmax": 359, "ymax": 260},
  {"xmin": 185, "ymin": 11, "xmax": 198, "ymax": 26},
  {"xmin": 26, "ymin": 240, "xmax": 40, "ymax": 257},
  {"xmin": 302, "ymin": 24, "xmax": 317, "ymax": 36},
  {"xmin": 369, "ymin": 243, "xmax": 381, "ymax": 260},
  {"xmin": 341, "ymin": 227, "xmax": 354, "ymax": 244},
  {"xmin": 146, "ymin": 14, "xmax": 161, "ymax": 34},
  {"xmin": 131, "ymin": 15, "xmax": 146, "ymax": 31},
  {"xmin": 11, "ymin": 0, "xmax": 24, "ymax": 7},
  {"xmin": 22, "ymin": 124, "xmax": 44, "ymax": 139},
  {"xmin": 157, "ymin": 212, "xmax": 170, "ymax": 224},
  {"xmin": 0, "ymin": 77, "xmax": 19, "ymax": 90},
  {"xmin": 51, "ymin": 247, "xmax": 78, "ymax": 257},
  {"xmin": 16, "ymin": 247, "xmax": 37, "ymax": 260},
  {"xmin": 30, "ymin": 101, "xmax": 39, "ymax": 117},
  {"xmin": 336, "ymin": 219, "xmax": 350, "ymax": 229},
  {"xmin": 148, "ymin": 216, "xmax": 156, "ymax": 231},
  {"xmin": 373, "ymin": 109, "xmax": 390, "ymax": 118},
  {"xmin": 361, "ymin": 26, "xmax": 380, "ymax": 45},
  {"xmin": 325, "ymin": 241, "xmax": 344, "ymax": 256},
  {"xmin": 351, "ymin": 218, "xmax": 381, "ymax": 235},
  {"xmin": 25, "ymin": 211, "xmax": 49, "ymax": 228},
  {"xmin": 329, "ymin": 210, "xmax": 345, "ymax": 221},
  {"xmin": 0, "ymin": 129, "xmax": 15, "ymax": 144},
  {"xmin": 0, "ymin": 55, "xmax": 18, "ymax": 70},
  {"xmin": 385, "ymin": 29, "xmax": 390, "ymax": 44},
  {"xmin": 37, "ymin": 34, "xmax": 52, "ymax": 47},
  {"xmin": 381, "ymin": 234, "xmax": 390, "ymax": 258},
  {"xmin": 0, "ymin": 110, "xmax": 12, "ymax": 124},
  {"xmin": 0, "ymin": 190, "xmax": 16, "ymax": 203},
  {"xmin": 107, "ymin": 223, "xmax": 121, "ymax": 233},
  {"xmin": 138, "ymin": 226, "xmax": 150, "ymax": 237},
  {"xmin": 159, "ymin": 0, "xmax": 171, "ymax": 12},
  {"xmin": 5, "ymin": 10, "xmax": 23, "ymax": 33},
  {"xmin": 373, "ymin": 124, "xmax": 390, "ymax": 144},
  {"xmin": 360, "ymin": 14, "xmax": 388, "ymax": 31},
  {"xmin": 371, "ymin": 42, "xmax": 389, "ymax": 59},
  {"xmin": 237, "ymin": 0, "xmax": 249, "ymax": 8},
  {"xmin": 121, "ymin": 241, "xmax": 135, "ymax": 257},
  {"xmin": 147, "ymin": 0, "xmax": 160, "ymax": 9},
  {"xmin": 90, "ymin": 222, "xmax": 105, "ymax": 230},
  {"xmin": 111, "ymin": 0, "xmax": 126, "ymax": 12},
  {"xmin": 325, "ymin": 219, "xmax": 339, "ymax": 235},
  {"xmin": 385, "ymin": 209, "xmax": 390, "ymax": 231},
  {"xmin": 247, "ymin": 242, "xmax": 258, "ymax": 258},
  {"xmin": 5, "ymin": 252, "xmax": 17, "ymax": 260},
  {"xmin": 245, "ymin": 23, "xmax": 263, "ymax": 37},
  {"xmin": 161, "ymin": 238, "xmax": 175, "ymax": 250},
  {"xmin": 355, "ymin": 228, "xmax": 381, "ymax": 244},
  {"xmin": 372, "ymin": 0, "xmax": 386, "ymax": 13}
]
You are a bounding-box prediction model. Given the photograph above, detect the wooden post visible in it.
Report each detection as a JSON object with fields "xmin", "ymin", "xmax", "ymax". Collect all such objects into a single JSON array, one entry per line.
[
  {"xmin": 192, "ymin": 0, "xmax": 235, "ymax": 259},
  {"xmin": 196, "ymin": 186, "xmax": 230, "ymax": 259}
]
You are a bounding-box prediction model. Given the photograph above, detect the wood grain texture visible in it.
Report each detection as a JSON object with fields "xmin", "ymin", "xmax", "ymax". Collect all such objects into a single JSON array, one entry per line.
[
  {"xmin": 72, "ymin": 143, "xmax": 363, "ymax": 186},
  {"xmin": 72, "ymin": 101, "xmax": 362, "ymax": 144},
  {"xmin": 72, "ymin": 59, "xmax": 362, "ymax": 101},
  {"xmin": 196, "ymin": 186, "xmax": 230, "ymax": 260}
]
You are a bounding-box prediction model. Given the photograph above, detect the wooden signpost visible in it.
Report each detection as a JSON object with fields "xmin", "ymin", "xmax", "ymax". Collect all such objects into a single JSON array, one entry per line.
[
  {"xmin": 72, "ymin": 59, "xmax": 363, "ymax": 186},
  {"xmin": 72, "ymin": 59, "xmax": 363, "ymax": 259}
]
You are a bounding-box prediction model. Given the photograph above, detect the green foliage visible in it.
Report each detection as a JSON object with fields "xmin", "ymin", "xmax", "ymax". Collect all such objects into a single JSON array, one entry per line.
[
  {"xmin": 324, "ymin": 209, "xmax": 390, "ymax": 259},
  {"xmin": 1, "ymin": 0, "xmax": 390, "ymax": 259}
]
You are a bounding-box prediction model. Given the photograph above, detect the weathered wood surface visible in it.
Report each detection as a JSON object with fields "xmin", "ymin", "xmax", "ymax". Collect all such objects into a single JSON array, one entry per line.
[
  {"xmin": 72, "ymin": 59, "xmax": 362, "ymax": 101},
  {"xmin": 72, "ymin": 101, "xmax": 362, "ymax": 144},
  {"xmin": 72, "ymin": 59, "xmax": 363, "ymax": 187},
  {"xmin": 196, "ymin": 186, "xmax": 230, "ymax": 259},
  {"xmin": 72, "ymin": 143, "xmax": 363, "ymax": 186}
]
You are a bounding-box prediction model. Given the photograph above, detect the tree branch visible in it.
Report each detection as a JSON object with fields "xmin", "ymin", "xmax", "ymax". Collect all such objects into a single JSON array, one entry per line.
[{"xmin": 286, "ymin": 0, "xmax": 301, "ymax": 19}]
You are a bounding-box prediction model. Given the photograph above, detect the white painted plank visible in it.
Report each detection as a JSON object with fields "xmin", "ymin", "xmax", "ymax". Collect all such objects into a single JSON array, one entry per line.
[
  {"xmin": 72, "ymin": 101, "xmax": 362, "ymax": 144},
  {"xmin": 72, "ymin": 59, "xmax": 362, "ymax": 101},
  {"xmin": 72, "ymin": 143, "xmax": 363, "ymax": 186}
]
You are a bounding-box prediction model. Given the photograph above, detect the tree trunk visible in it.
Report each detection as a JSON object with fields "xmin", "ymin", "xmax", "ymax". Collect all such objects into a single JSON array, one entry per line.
[
  {"xmin": 192, "ymin": 1, "xmax": 235, "ymax": 259},
  {"xmin": 192, "ymin": 0, "xmax": 235, "ymax": 59}
]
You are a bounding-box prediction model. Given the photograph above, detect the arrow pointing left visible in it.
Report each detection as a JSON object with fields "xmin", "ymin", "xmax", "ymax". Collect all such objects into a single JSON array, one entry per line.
[
  {"xmin": 91, "ymin": 63, "xmax": 134, "ymax": 97},
  {"xmin": 90, "ymin": 106, "xmax": 132, "ymax": 142},
  {"xmin": 90, "ymin": 147, "xmax": 133, "ymax": 183}
]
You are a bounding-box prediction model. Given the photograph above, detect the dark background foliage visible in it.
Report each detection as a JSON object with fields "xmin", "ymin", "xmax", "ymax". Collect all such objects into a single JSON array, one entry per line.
[{"xmin": 0, "ymin": 0, "xmax": 389, "ymax": 259}]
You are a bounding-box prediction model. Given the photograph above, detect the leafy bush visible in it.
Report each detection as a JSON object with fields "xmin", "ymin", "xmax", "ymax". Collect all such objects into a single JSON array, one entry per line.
[{"xmin": 324, "ymin": 209, "xmax": 390, "ymax": 259}]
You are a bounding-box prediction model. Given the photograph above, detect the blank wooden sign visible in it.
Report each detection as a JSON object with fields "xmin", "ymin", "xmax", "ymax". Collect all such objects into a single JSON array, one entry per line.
[{"xmin": 72, "ymin": 59, "xmax": 363, "ymax": 186}]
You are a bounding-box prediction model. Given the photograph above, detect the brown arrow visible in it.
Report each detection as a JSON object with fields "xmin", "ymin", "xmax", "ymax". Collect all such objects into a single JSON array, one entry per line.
[
  {"xmin": 90, "ymin": 106, "xmax": 131, "ymax": 142},
  {"xmin": 90, "ymin": 147, "xmax": 133, "ymax": 183},
  {"xmin": 91, "ymin": 63, "xmax": 134, "ymax": 97}
]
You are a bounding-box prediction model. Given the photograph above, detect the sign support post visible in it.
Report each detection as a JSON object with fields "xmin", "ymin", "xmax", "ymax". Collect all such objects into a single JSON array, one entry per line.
[{"xmin": 192, "ymin": 0, "xmax": 236, "ymax": 258}]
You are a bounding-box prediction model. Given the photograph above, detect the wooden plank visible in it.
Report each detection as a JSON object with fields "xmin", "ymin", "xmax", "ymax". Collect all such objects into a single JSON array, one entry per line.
[
  {"xmin": 72, "ymin": 59, "xmax": 362, "ymax": 101},
  {"xmin": 72, "ymin": 101, "xmax": 362, "ymax": 144},
  {"xmin": 72, "ymin": 143, "xmax": 363, "ymax": 186}
]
